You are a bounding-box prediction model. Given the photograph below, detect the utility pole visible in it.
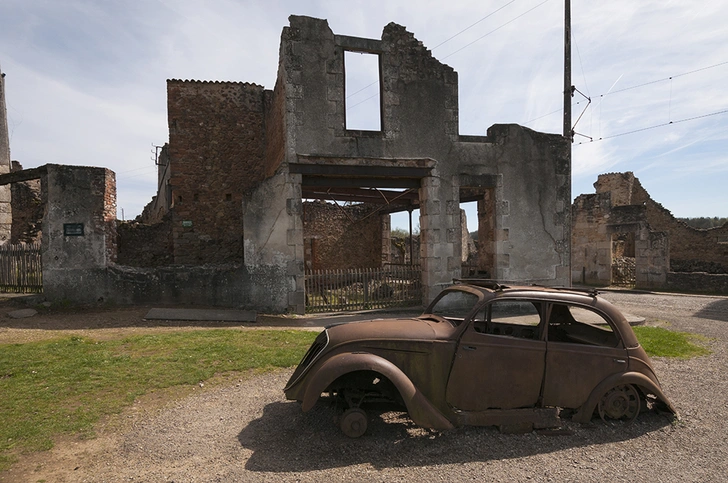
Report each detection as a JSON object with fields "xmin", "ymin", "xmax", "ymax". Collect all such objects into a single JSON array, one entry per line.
[
  {"xmin": 563, "ymin": 0, "xmax": 572, "ymax": 142},
  {"xmin": 0, "ymin": 62, "xmax": 12, "ymax": 244}
]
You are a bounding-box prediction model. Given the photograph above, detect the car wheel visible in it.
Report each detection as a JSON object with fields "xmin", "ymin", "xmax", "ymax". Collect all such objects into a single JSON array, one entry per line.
[
  {"xmin": 597, "ymin": 384, "xmax": 641, "ymax": 422},
  {"xmin": 340, "ymin": 407, "xmax": 368, "ymax": 438}
]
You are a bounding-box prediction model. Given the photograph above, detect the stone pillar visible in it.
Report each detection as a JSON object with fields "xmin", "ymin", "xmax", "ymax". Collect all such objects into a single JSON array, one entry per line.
[
  {"xmin": 243, "ymin": 171, "xmax": 305, "ymax": 314},
  {"xmin": 419, "ymin": 174, "xmax": 461, "ymax": 304},
  {"xmin": 0, "ymin": 64, "xmax": 11, "ymax": 243},
  {"xmin": 42, "ymin": 165, "xmax": 117, "ymax": 302},
  {"xmin": 477, "ymin": 187, "xmax": 496, "ymax": 277},
  {"xmin": 635, "ymin": 230, "xmax": 669, "ymax": 289},
  {"xmin": 381, "ymin": 213, "xmax": 391, "ymax": 267}
]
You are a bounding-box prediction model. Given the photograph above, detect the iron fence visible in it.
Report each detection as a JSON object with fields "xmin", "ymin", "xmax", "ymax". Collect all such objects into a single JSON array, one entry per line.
[
  {"xmin": 305, "ymin": 265, "xmax": 421, "ymax": 313},
  {"xmin": 0, "ymin": 243, "xmax": 43, "ymax": 293}
]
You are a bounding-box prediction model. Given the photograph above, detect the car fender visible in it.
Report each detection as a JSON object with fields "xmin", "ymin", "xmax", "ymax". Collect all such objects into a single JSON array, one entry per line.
[
  {"xmin": 572, "ymin": 371, "xmax": 679, "ymax": 423},
  {"xmin": 301, "ymin": 352, "xmax": 454, "ymax": 430}
]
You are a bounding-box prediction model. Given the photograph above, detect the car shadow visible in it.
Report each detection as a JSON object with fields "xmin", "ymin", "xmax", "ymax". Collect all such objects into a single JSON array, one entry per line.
[
  {"xmin": 237, "ymin": 401, "xmax": 674, "ymax": 472},
  {"xmin": 693, "ymin": 298, "xmax": 728, "ymax": 322}
]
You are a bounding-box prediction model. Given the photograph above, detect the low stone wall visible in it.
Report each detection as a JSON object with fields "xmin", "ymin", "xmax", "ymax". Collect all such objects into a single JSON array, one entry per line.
[
  {"xmin": 665, "ymin": 271, "xmax": 728, "ymax": 295},
  {"xmin": 43, "ymin": 264, "xmax": 264, "ymax": 309}
]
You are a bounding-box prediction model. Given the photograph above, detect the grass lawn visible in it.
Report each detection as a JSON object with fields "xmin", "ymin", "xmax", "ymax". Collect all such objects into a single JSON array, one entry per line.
[
  {"xmin": 0, "ymin": 329, "xmax": 318, "ymax": 471},
  {"xmin": 0, "ymin": 325, "xmax": 710, "ymax": 471}
]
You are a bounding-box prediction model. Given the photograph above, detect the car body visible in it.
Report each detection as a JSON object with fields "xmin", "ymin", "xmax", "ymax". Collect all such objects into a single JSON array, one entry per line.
[{"xmin": 284, "ymin": 281, "xmax": 678, "ymax": 436}]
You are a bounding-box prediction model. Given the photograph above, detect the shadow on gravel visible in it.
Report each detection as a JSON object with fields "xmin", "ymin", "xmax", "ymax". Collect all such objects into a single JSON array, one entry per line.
[
  {"xmin": 694, "ymin": 299, "xmax": 728, "ymax": 322},
  {"xmin": 238, "ymin": 401, "xmax": 674, "ymax": 472}
]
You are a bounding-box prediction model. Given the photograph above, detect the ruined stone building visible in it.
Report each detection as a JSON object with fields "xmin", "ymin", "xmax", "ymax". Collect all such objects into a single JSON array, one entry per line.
[
  {"xmin": 0, "ymin": 16, "xmax": 571, "ymax": 312},
  {"xmin": 132, "ymin": 15, "xmax": 570, "ymax": 312},
  {"xmin": 572, "ymin": 172, "xmax": 728, "ymax": 293}
]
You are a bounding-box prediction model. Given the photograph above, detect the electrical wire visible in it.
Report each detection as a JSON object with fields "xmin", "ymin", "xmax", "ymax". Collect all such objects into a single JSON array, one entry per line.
[{"xmin": 576, "ymin": 108, "xmax": 728, "ymax": 144}]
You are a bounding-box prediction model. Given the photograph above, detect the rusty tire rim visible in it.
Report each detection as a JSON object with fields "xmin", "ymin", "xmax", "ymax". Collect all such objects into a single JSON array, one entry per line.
[
  {"xmin": 340, "ymin": 407, "xmax": 367, "ymax": 438},
  {"xmin": 598, "ymin": 384, "xmax": 641, "ymax": 422}
]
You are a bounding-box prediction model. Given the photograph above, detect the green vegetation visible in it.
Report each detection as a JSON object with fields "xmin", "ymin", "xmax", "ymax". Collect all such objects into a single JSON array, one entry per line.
[
  {"xmin": 677, "ymin": 216, "xmax": 728, "ymax": 229},
  {"xmin": 0, "ymin": 329, "xmax": 317, "ymax": 471},
  {"xmin": 634, "ymin": 325, "xmax": 711, "ymax": 358}
]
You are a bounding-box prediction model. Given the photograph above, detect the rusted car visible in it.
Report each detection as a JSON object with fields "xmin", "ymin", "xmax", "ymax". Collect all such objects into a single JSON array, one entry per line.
[{"xmin": 284, "ymin": 281, "xmax": 678, "ymax": 437}]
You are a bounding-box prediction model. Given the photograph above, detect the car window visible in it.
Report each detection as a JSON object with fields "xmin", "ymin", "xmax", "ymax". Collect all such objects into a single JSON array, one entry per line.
[
  {"xmin": 547, "ymin": 303, "xmax": 619, "ymax": 347},
  {"xmin": 473, "ymin": 300, "xmax": 543, "ymax": 340},
  {"xmin": 426, "ymin": 290, "xmax": 480, "ymax": 325}
]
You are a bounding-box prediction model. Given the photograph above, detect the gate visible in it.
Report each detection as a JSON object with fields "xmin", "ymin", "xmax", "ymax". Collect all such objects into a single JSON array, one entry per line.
[
  {"xmin": 305, "ymin": 265, "xmax": 421, "ymax": 313},
  {"xmin": 0, "ymin": 243, "xmax": 43, "ymax": 293}
]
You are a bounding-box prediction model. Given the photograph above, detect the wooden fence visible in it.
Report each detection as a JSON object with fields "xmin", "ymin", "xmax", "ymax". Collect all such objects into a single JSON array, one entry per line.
[
  {"xmin": 305, "ymin": 265, "xmax": 421, "ymax": 313},
  {"xmin": 0, "ymin": 243, "xmax": 43, "ymax": 293}
]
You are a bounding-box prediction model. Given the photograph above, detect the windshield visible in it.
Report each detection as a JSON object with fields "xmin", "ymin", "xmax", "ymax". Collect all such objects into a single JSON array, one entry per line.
[{"xmin": 423, "ymin": 289, "xmax": 480, "ymax": 325}]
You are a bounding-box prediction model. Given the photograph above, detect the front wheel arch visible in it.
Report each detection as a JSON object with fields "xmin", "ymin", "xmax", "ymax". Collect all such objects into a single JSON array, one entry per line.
[{"xmin": 301, "ymin": 352, "xmax": 454, "ymax": 430}]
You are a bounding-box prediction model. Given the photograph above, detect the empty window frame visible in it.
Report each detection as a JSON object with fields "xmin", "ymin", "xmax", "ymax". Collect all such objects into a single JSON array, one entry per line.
[{"xmin": 344, "ymin": 51, "xmax": 381, "ymax": 131}]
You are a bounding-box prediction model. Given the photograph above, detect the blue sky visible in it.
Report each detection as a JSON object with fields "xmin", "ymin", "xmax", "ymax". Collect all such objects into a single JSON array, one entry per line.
[{"xmin": 1, "ymin": 0, "xmax": 726, "ymax": 230}]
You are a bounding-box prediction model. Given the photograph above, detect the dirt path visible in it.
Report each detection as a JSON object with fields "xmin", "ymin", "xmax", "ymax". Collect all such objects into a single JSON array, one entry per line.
[{"xmin": 1, "ymin": 292, "xmax": 727, "ymax": 482}]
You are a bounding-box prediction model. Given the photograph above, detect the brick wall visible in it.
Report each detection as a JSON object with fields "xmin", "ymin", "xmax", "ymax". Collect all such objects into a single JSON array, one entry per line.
[
  {"xmin": 303, "ymin": 201, "xmax": 382, "ymax": 270},
  {"xmin": 166, "ymin": 80, "xmax": 269, "ymax": 264}
]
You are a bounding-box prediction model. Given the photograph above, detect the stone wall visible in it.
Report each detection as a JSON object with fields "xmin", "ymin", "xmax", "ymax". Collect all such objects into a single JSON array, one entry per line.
[
  {"xmin": 573, "ymin": 171, "xmax": 727, "ymax": 291},
  {"xmin": 166, "ymin": 80, "xmax": 269, "ymax": 265},
  {"xmin": 302, "ymin": 201, "xmax": 383, "ymax": 270},
  {"xmin": 10, "ymin": 161, "xmax": 42, "ymax": 244},
  {"xmin": 116, "ymin": 216, "xmax": 174, "ymax": 267},
  {"xmin": 42, "ymin": 165, "xmax": 117, "ymax": 302},
  {"xmin": 598, "ymin": 172, "xmax": 728, "ymax": 274}
]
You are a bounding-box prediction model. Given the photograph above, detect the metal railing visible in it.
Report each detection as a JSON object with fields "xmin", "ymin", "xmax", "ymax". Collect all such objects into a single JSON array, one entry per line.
[
  {"xmin": 0, "ymin": 243, "xmax": 43, "ymax": 293},
  {"xmin": 305, "ymin": 265, "xmax": 421, "ymax": 313}
]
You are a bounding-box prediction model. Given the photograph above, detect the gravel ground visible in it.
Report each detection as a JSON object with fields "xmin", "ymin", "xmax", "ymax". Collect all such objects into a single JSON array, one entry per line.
[{"xmin": 2, "ymin": 291, "xmax": 728, "ymax": 482}]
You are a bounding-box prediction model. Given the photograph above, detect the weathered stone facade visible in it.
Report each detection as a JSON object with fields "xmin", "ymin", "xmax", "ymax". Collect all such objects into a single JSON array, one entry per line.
[
  {"xmin": 10, "ymin": 161, "xmax": 42, "ymax": 244},
  {"xmin": 136, "ymin": 15, "xmax": 571, "ymax": 312},
  {"xmin": 4, "ymin": 16, "xmax": 569, "ymax": 311},
  {"xmin": 572, "ymin": 171, "xmax": 728, "ymax": 293},
  {"xmin": 164, "ymin": 81, "xmax": 269, "ymax": 264},
  {"xmin": 303, "ymin": 201, "xmax": 383, "ymax": 270}
]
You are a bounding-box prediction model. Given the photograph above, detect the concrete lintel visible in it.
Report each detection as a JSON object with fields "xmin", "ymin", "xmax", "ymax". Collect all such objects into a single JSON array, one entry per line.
[{"xmin": 0, "ymin": 165, "xmax": 48, "ymax": 185}]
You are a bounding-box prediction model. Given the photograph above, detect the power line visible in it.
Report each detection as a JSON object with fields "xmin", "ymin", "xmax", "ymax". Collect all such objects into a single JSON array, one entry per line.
[
  {"xmin": 441, "ymin": 0, "xmax": 552, "ymax": 60},
  {"xmin": 431, "ymin": 0, "xmax": 516, "ymax": 51},
  {"xmin": 524, "ymin": 60, "xmax": 728, "ymax": 125},
  {"xmin": 575, "ymin": 108, "xmax": 728, "ymax": 144}
]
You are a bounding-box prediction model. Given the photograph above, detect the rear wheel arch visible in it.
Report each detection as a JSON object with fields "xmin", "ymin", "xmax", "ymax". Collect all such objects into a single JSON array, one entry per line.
[{"xmin": 572, "ymin": 372, "xmax": 678, "ymax": 423}]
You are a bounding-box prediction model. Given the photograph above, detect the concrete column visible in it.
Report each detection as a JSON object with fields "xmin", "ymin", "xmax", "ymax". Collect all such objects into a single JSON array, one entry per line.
[
  {"xmin": 243, "ymin": 171, "xmax": 305, "ymax": 314},
  {"xmin": 419, "ymin": 174, "xmax": 461, "ymax": 304},
  {"xmin": 42, "ymin": 165, "xmax": 117, "ymax": 302},
  {"xmin": 0, "ymin": 65, "xmax": 11, "ymax": 243}
]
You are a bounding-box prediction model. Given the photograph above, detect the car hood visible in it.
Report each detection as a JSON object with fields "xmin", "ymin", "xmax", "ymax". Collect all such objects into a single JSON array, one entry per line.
[{"xmin": 324, "ymin": 317, "xmax": 451, "ymax": 346}]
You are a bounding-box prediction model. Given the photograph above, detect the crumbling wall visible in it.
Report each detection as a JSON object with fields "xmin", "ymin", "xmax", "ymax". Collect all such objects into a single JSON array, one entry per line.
[
  {"xmin": 595, "ymin": 172, "xmax": 728, "ymax": 274},
  {"xmin": 303, "ymin": 201, "xmax": 382, "ymax": 270},
  {"xmin": 166, "ymin": 80, "xmax": 269, "ymax": 265},
  {"xmin": 571, "ymin": 191, "xmax": 612, "ymax": 285},
  {"xmin": 10, "ymin": 161, "xmax": 42, "ymax": 244},
  {"xmin": 116, "ymin": 216, "xmax": 174, "ymax": 267}
]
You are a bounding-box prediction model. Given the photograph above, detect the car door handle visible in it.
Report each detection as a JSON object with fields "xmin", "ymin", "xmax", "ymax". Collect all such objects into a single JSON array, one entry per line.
[
  {"xmin": 463, "ymin": 345, "xmax": 477, "ymax": 351},
  {"xmin": 613, "ymin": 359, "xmax": 626, "ymax": 364}
]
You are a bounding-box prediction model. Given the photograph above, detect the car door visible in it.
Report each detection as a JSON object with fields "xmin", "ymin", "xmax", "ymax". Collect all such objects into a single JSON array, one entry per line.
[
  {"xmin": 445, "ymin": 299, "xmax": 546, "ymax": 411},
  {"xmin": 541, "ymin": 302, "xmax": 629, "ymax": 409}
]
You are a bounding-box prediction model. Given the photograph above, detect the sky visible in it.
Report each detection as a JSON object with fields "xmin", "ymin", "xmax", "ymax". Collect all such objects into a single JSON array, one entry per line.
[{"xmin": 1, "ymin": 0, "xmax": 726, "ymax": 232}]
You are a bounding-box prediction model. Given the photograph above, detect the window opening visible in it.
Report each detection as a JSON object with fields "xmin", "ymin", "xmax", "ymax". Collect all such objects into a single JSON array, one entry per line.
[
  {"xmin": 474, "ymin": 300, "xmax": 542, "ymax": 340},
  {"xmin": 547, "ymin": 303, "xmax": 619, "ymax": 347},
  {"xmin": 344, "ymin": 51, "xmax": 381, "ymax": 131}
]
